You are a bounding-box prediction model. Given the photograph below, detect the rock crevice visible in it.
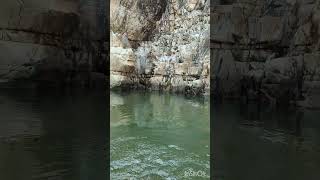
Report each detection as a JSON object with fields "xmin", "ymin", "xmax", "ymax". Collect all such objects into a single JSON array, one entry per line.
[
  {"xmin": 0, "ymin": 0, "xmax": 107, "ymax": 88},
  {"xmin": 110, "ymin": 0, "xmax": 210, "ymax": 96},
  {"xmin": 211, "ymin": 0, "xmax": 320, "ymax": 108}
]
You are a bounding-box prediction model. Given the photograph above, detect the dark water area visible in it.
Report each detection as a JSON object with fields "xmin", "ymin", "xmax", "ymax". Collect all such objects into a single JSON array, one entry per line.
[
  {"xmin": 212, "ymin": 102, "xmax": 320, "ymax": 180},
  {"xmin": 2, "ymin": 81, "xmax": 320, "ymax": 180},
  {"xmin": 0, "ymin": 83, "xmax": 107, "ymax": 180},
  {"xmin": 111, "ymin": 91, "xmax": 210, "ymax": 179}
]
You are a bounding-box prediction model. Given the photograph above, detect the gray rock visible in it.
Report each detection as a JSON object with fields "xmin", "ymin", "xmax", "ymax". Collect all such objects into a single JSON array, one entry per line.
[{"xmin": 110, "ymin": 0, "xmax": 210, "ymax": 95}]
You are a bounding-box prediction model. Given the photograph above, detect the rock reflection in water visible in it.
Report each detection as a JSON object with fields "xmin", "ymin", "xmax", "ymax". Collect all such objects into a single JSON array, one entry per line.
[
  {"xmin": 111, "ymin": 91, "xmax": 210, "ymax": 179},
  {"xmin": 0, "ymin": 86, "xmax": 107, "ymax": 180},
  {"xmin": 212, "ymin": 102, "xmax": 320, "ymax": 180}
]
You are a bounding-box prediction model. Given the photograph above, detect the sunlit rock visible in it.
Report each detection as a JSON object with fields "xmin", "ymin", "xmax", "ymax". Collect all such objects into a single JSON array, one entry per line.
[{"xmin": 110, "ymin": 0, "xmax": 210, "ymax": 95}]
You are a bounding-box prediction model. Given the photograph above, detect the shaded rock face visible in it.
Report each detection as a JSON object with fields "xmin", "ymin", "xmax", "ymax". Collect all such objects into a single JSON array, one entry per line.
[
  {"xmin": 110, "ymin": 0, "xmax": 210, "ymax": 95},
  {"xmin": 111, "ymin": 0, "xmax": 167, "ymax": 41},
  {"xmin": 0, "ymin": 0, "xmax": 107, "ymax": 88},
  {"xmin": 211, "ymin": 0, "xmax": 320, "ymax": 107}
]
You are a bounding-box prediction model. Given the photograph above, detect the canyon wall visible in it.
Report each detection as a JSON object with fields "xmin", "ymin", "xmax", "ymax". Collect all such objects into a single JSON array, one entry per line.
[
  {"xmin": 211, "ymin": 0, "xmax": 320, "ymax": 107},
  {"xmin": 110, "ymin": 0, "xmax": 210, "ymax": 95},
  {"xmin": 0, "ymin": 0, "xmax": 107, "ymax": 87},
  {"xmin": 3, "ymin": 0, "xmax": 320, "ymax": 105}
]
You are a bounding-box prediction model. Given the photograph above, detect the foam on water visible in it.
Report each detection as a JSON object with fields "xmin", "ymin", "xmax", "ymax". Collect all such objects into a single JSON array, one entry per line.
[
  {"xmin": 111, "ymin": 136, "xmax": 209, "ymax": 179},
  {"xmin": 110, "ymin": 91, "xmax": 210, "ymax": 179}
]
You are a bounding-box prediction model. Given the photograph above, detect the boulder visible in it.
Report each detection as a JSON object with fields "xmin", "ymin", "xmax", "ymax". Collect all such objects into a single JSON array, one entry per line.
[{"xmin": 266, "ymin": 56, "xmax": 303, "ymax": 73}]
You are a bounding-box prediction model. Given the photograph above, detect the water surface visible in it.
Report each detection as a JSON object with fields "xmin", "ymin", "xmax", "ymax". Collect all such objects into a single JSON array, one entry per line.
[
  {"xmin": 213, "ymin": 102, "xmax": 320, "ymax": 180},
  {"xmin": 0, "ymin": 83, "xmax": 107, "ymax": 180},
  {"xmin": 110, "ymin": 91, "xmax": 210, "ymax": 179}
]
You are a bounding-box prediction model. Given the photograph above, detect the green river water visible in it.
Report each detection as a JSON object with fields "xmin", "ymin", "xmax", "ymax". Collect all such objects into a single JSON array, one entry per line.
[{"xmin": 110, "ymin": 91, "xmax": 210, "ymax": 179}]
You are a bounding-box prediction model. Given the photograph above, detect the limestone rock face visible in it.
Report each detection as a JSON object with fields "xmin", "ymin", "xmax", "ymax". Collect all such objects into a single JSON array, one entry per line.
[
  {"xmin": 0, "ymin": 0, "xmax": 107, "ymax": 86},
  {"xmin": 111, "ymin": 0, "xmax": 167, "ymax": 41},
  {"xmin": 110, "ymin": 0, "xmax": 320, "ymax": 102},
  {"xmin": 110, "ymin": 0, "xmax": 210, "ymax": 95},
  {"xmin": 210, "ymin": 0, "xmax": 320, "ymax": 107}
]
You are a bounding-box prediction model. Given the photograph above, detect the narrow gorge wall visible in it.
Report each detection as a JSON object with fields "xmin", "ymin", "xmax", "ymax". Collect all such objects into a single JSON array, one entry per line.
[
  {"xmin": 4, "ymin": 0, "xmax": 320, "ymax": 104},
  {"xmin": 0, "ymin": 0, "xmax": 107, "ymax": 87},
  {"xmin": 211, "ymin": 0, "xmax": 320, "ymax": 108},
  {"xmin": 110, "ymin": 0, "xmax": 210, "ymax": 95}
]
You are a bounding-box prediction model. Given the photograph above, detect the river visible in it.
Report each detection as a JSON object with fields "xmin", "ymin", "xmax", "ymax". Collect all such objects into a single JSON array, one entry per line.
[
  {"xmin": 212, "ymin": 102, "xmax": 320, "ymax": 180},
  {"xmin": 0, "ymin": 83, "xmax": 107, "ymax": 180},
  {"xmin": 2, "ymin": 84, "xmax": 318, "ymax": 179},
  {"xmin": 110, "ymin": 91, "xmax": 210, "ymax": 179}
]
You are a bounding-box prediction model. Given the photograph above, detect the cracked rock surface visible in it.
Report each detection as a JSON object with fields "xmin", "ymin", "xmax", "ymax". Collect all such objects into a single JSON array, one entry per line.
[
  {"xmin": 110, "ymin": 0, "xmax": 210, "ymax": 96},
  {"xmin": 0, "ymin": 0, "xmax": 107, "ymax": 87},
  {"xmin": 210, "ymin": 0, "xmax": 320, "ymax": 108}
]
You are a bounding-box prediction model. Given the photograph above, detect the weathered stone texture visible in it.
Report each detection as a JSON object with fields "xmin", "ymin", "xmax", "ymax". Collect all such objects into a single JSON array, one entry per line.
[
  {"xmin": 110, "ymin": 0, "xmax": 210, "ymax": 95},
  {"xmin": 0, "ymin": 0, "xmax": 107, "ymax": 87},
  {"xmin": 211, "ymin": 0, "xmax": 320, "ymax": 108}
]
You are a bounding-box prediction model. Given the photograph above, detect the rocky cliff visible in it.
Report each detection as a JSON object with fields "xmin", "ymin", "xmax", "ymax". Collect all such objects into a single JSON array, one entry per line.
[
  {"xmin": 110, "ymin": 0, "xmax": 210, "ymax": 95},
  {"xmin": 211, "ymin": 0, "xmax": 320, "ymax": 108},
  {"xmin": 0, "ymin": 0, "xmax": 107, "ymax": 88}
]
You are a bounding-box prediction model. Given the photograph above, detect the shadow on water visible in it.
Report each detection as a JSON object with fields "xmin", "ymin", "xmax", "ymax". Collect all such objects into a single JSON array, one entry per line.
[
  {"xmin": 0, "ymin": 82, "xmax": 108, "ymax": 180},
  {"xmin": 212, "ymin": 101, "xmax": 320, "ymax": 180}
]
